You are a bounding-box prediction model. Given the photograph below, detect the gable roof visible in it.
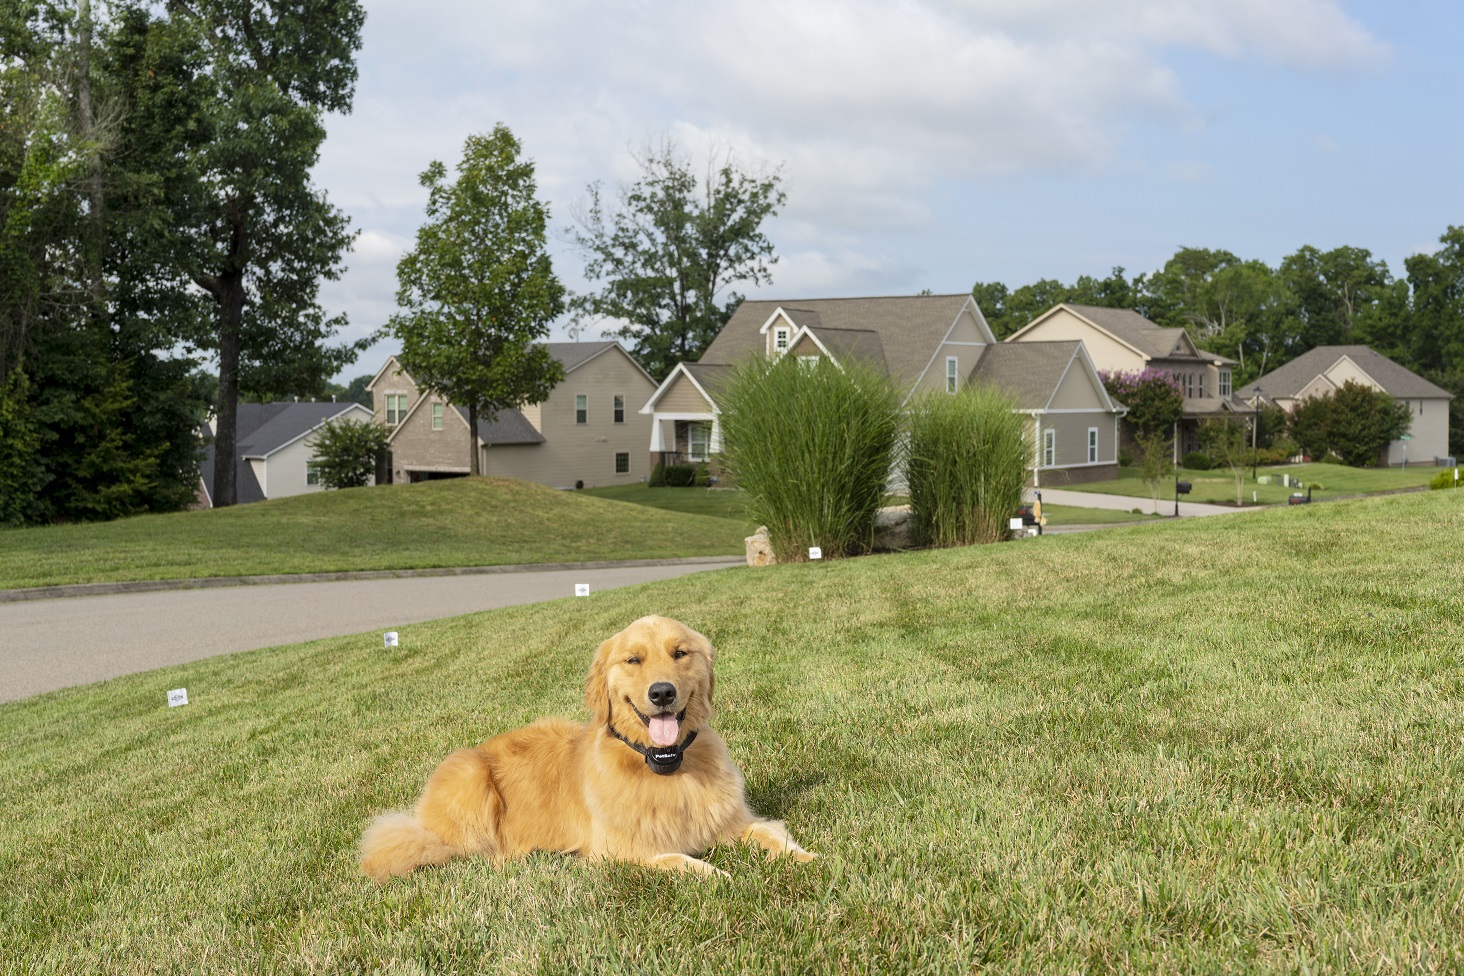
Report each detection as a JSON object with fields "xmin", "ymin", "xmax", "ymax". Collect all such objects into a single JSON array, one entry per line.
[
  {"xmin": 969, "ymin": 341, "xmax": 1122, "ymax": 413},
  {"xmin": 1012, "ymin": 304, "xmax": 1236, "ymax": 366},
  {"xmin": 640, "ymin": 361, "xmax": 732, "ymax": 414},
  {"xmin": 367, "ymin": 354, "xmax": 414, "ymax": 392},
  {"xmin": 702, "ymin": 294, "xmax": 987, "ymax": 390},
  {"xmin": 200, "ymin": 401, "xmax": 366, "ymax": 503},
  {"xmin": 1237, "ymin": 345, "xmax": 1454, "ymax": 400},
  {"xmin": 543, "ymin": 340, "xmax": 654, "ymax": 384},
  {"xmin": 799, "ymin": 326, "xmax": 888, "ymax": 372}
]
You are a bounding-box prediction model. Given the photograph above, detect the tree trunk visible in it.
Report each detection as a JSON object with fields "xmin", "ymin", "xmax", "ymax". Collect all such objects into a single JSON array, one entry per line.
[
  {"xmin": 212, "ymin": 271, "xmax": 246, "ymax": 506},
  {"xmin": 76, "ymin": 0, "xmax": 105, "ymax": 307},
  {"xmin": 468, "ymin": 402, "xmax": 481, "ymax": 475}
]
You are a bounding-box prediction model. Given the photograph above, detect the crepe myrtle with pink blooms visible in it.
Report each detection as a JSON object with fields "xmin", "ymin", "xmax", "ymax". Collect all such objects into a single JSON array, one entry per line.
[{"xmin": 1099, "ymin": 368, "xmax": 1185, "ymax": 434}]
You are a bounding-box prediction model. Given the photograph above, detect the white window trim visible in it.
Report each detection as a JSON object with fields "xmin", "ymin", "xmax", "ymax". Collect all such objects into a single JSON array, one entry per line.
[
  {"xmin": 306, "ymin": 460, "xmax": 322, "ymax": 486},
  {"xmin": 1042, "ymin": 428, "xmax": 1055, "ymax": 468},
  {"xmin": 773, "ymin": 327, "xmax": 790, "ymax": 356},
  {"xmin": 946, "ymin": 356, "xmax": 958, "ymax": 394},
  {"xmin": 575, "ymin": 394, "xmax": 588, "ymax": 425},
  {"xmin": 613, "ymin": 394, "xmax": 625, "ymax": 424},
  {"xmin": 614, "ymin": 451, "xmax": 630, "ymax": 474},
  {"xmin": 687, "ymin": 421, "xmax": 712, "ymax": 462},
  {"xmin": 431, "ymin": 402, "xmax": 444, "ymax": 430},
  {"xmin": 1087, "ymin": 427, "xmax": 1098, "ymax": 464}
]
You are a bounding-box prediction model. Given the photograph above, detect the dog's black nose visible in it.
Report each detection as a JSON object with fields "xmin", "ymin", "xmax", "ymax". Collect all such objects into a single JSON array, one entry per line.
[{"xmin": 647, "ymin": 682, "xmax": 677, "ymax": 708}]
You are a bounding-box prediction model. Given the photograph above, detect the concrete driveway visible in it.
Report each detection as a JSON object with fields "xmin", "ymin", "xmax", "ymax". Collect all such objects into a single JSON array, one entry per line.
[
  {"xmin": 1034, "ymin": 487, "xmax": 1259, "ymax": 518},
  {"xmin": 0, "ymin": 559, "xmax": 740, "ymax": 704}
]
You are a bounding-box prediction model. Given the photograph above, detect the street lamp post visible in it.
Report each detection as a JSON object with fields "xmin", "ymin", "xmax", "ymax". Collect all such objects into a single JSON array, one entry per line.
[{"xmin": 1251, "ymin": 385, "xmax": 1263, "ymax": 481}]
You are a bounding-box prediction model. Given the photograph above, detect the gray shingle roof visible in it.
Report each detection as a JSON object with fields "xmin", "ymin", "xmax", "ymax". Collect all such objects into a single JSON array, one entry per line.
[
  {"xmin": 201, "ymin": 401, "xmax": 362, "ymax": 503},
  {"xmin": 453, "ymin": 405, "xmax": 545, "ymax": 445},
  {"xmin": 1236, "ymin": 345, "xmax": 1454, "ymax": 400},
  {"xmin": 701, "ymin": 294, "xmax": 976, "ymax": 390},
  {"xmin": 1062, "ymin": 304, "xmax": 1236, "ymax": 365},
  {"xmin": 806, "ymin": 327, "xmax": 888, "ymax": 373},
  {"xmin": 968, "ymin": 341, "xmax": 1084, "ymax": 410}
]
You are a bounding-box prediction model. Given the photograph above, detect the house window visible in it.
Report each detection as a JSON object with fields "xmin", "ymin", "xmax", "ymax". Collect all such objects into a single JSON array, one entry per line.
[
  {"xmin": 306, "ymin": 461, "xmax": 322, "ymax": 486},
  {"xmin": 1184, "ymin": 373, "xmax": 1195, "ymax": 398},
  {"xmin": 946, "ymin": 356, "xmax": 958, "ymax": 393},
  {"xmin": 575, "ymin": 394, "xmax": 587, "ymax": 424},
  {"xmin": 688, "ymin": 422, "xmax": 711, "ymax": 461},
  {"xmin": 798, "ymin": 355, "xmax": 820, "ymax": 371},
  {"xmin": 613, "ymin": 395, "xmax": 625, "ymax": 424},
  {"xmin": 774, "ymin": 327, "xmax": 790, "ymax": 355},
  {"xmin": 1219, "ymin": 369, "xmax": 1232, "ymax": 397},
  {"xmin": 1088, "ymin": 427, "xmax": 1098, "ymax": 464},
  {"xmin": 615, "ymin": 451, "xmax": 630, "ymax": 474},
  {"xmin": 431, "ymin": 403, "xmax": 444, "ymax": 430},
  {"xmin": 1043, "ymin": 428, "xmax": 1055, "ymax": 468},
  {"xmin": 385, "ymin": 394, "xmax": 408, "ymax": 425},
  {"xmin": 1198, "ymin": 373, "xmax": 1206, "ymax": 398}
]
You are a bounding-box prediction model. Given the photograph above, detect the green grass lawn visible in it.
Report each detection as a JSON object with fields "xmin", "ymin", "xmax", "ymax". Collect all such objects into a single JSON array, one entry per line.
[
  {"xmin": 3, "ymin": 491, "xmax": 1461, "ymax": 973},
  {"xmin": 0, "ymin": 478, "xmax": 746, "ymax": 590},
  {"xmin": 581, "ymin": 482, "xmax": 751, "ymax": 523},
  {"xmin": 1075, "ymin": 461, "xmax": 1442, "ymax": 506},
  {"xmin": 1037, "ymin": 503, "xmax": 1158, "ymax": 525}
]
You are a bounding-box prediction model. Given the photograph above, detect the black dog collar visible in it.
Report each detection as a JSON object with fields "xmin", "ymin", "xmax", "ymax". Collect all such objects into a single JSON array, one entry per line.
[
  {"xmin": 607, "ymin": 693, "xmax": 697, "ymax": 774},
  {"xmin": 608, "ymin": 724, "xmax": 698, "ymax": 775}
]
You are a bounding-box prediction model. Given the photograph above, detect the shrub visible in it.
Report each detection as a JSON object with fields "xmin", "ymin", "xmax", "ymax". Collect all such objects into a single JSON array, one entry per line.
[
  {"xmin": 311, "ymin": 418, "xmax": 389, "ymax": 489},
  {"xmin": 1118, "ymin": 450, "xmax": 1134, "ymax": 468},
  {"xmin": 1100, "ymin": 369, "xmax": 1183, "ymax": 434},
  {"xmin": 648, "ymin": 461, "xmax": 666, "ymax": 487},
  {"xmin": 1182, "ymin": 451, "xmax": 1212, "ymax": 471},
  {"xmin": 662, "ymin": 463, "xmax": 697, "ymax": 487},
  {"xmin": 1430, "ymin": 468, "xmax": 1461, "ymax": 490},
  {"xmin": 1286, "ymin": 382, "xmax": 1411, "ymax": 467},
  {"xmin": 905, "ymin": 385, "xmax": 1029, "ymax": 547},
  {"xmin": 718, "ymin": 356, "xmax": 900, "ymax": 561}
]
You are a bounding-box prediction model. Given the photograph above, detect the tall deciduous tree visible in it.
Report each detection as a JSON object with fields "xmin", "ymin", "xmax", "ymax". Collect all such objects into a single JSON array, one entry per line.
[
  {"xmin": 571, "ymin": 142, "xmax": 785, "ymax": 381},
  {"xmin": 389, "ymin": 126, "xmax": 566, "ymax": 476},
  {"xmin": 162, "ymin": 0, "xmax": 368, "ymax": 506}
]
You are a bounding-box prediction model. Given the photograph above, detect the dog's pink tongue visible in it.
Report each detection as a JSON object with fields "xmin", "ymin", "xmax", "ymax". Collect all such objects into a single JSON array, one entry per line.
[{"xmin": 649, "ymin": 714, "xmax": 679, "ymax": 747}]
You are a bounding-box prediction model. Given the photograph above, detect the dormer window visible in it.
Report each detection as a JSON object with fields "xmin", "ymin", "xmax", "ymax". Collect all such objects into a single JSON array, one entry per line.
[{"xmin": 774, "ymin": 327, "xmax": 790, "ymax": 356}]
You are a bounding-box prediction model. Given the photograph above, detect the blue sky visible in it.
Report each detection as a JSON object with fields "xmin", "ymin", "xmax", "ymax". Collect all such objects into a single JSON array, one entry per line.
[{"xmin": 315, "ymin": 0, "xmax": 1464, "ymax": 383}]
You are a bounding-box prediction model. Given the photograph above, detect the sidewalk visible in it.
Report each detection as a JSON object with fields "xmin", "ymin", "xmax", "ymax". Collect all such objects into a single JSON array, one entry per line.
[{"xmin": 1033, "ymin": 487, "xmax": 1259, "ymax": 518}]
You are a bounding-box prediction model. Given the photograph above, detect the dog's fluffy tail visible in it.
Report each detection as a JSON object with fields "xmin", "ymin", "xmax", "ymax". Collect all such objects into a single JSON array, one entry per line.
[{"xmin": 358, "ymin": 811, "xmax": 457, "ymax": 883}]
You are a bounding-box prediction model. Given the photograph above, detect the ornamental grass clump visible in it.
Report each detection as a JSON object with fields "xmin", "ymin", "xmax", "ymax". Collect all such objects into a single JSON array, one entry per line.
[
  {"xmin": 718, "ymin": 356, "xmax": 900, "ymax": 561},
  {"xmin": 905, "ymin": 385, "xmax": 1030, "ymax": 546}
]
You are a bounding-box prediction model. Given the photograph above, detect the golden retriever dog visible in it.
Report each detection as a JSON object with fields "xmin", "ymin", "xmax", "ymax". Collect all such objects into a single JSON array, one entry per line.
[{"xmin": 359, "ymin": 615, "xmax": 814, "ymax": 880}]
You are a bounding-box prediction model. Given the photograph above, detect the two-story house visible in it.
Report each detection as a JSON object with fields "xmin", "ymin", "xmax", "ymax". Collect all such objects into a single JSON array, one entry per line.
[
  {"xmin": 1006, "ymin": 303, "xmax": 1244, "ymax": 458},
  {"xmin": 639, "ymin": 293, "xmax": 1127, "ymax": 485},
  {"xmin": 368, "ymin": 341, "xmax": 658, "ymax": 489}
]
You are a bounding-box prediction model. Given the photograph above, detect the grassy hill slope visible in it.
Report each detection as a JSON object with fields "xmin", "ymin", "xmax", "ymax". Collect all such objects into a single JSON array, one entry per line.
[
  {"xmin": 0, "ymin": 478, "xmax": 746, "ymax": 589},
  {"xmin": 1, "ymin": 491, "xmax": 1460, "ymax": 973}
]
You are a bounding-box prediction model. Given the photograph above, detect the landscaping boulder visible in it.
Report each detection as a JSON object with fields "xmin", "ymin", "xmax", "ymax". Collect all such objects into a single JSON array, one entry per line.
[
  {"xmin": 745, "ymin": 526, "xmax": 776, "ymax": 567},
  {"xmin": 872, "ymin": 506, "xmax": 912, "ymax": 551}
]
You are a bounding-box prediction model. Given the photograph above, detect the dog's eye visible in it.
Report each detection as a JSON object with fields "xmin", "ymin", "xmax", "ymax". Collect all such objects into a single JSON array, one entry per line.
[
  {"xmin": 673, "ymin": 649, "xmax": 688, "ymax": 660},
  {"xmin": 626, "ymin": 657, "xmax": 641, "ymax": 665}
]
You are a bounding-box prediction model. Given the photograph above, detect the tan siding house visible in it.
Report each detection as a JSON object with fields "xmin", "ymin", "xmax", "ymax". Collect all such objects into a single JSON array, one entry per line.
[
  {"xmin": 368, "ymin": 342, "xmax": 658, "ymax": 489},
  {"xmin": 1238, "ymin": 346, "xmax": 1455, "ymax": 465},
  {"xmin": 1007, "ymin": 303, "xmax": 1243, "ymax": 458},
  {"xmin": 640, "ymin": 293, "xmax": 1126, "ymax": 485}
]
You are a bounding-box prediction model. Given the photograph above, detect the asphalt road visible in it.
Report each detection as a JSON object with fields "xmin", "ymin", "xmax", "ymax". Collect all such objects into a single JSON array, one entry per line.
[{"xmin": 0, "ymin": 560, "xmax": 740, "ymax": 704}]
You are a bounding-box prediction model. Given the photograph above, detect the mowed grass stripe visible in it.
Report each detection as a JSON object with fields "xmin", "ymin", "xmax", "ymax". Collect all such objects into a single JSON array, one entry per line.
[
  {"xmin": 1, "ymin": 491, "xmax": 1461, "ymax": 973},
  {"xmin": 0, "ymin": 478, "xmax": 746, "ymax": 590}
]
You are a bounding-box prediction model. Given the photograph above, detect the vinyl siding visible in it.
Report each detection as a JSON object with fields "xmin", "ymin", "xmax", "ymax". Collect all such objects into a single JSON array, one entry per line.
[
  {"xmin": 484, "ymin": 349, "xmax": 657, "ymax": 488},
  {"xmin": 1387, "ymin": 397, "xmax": 1451, "ymax": 463},
  {"xmin": 1047, "ymin": 358, "xmax": 1108, "ymax": 410},
  {"xmin": 1041, "ymin": 412, "xmax": 1116, "ymax": 468},
  {"xmin": 655, "ymin": 371, "xmax": 716, "ymax": 413},
  {"xmin": 1014, "ymin": 309, "xmax": 1143, "ymax": 374}
]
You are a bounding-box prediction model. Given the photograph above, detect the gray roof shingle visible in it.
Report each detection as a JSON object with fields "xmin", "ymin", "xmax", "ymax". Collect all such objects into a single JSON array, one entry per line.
[
  {"xmin": 968, "ymin": 341, "xmax": 1084, "ymax": 410},
  {"xmin": 201, "ymin": 401, "xmax": 363, "ymax": 503},
  {"xmin": 454, "ymin": 405, "xmax": 546, "ymax": 445},
  {"xmin": 701, "ymin": 294, "xmax": 976, "ymax": 390},
  {"xmin": 1062, "ymin": 304, "xmax": 1236, "ymax": 365},
  {"xmin": 544, "ymin": 341, "xmax": 618, "ymax": 374},
  {"xmin": 1237, "ymin": 345, "xmax": 1454, "ymax": 400}
]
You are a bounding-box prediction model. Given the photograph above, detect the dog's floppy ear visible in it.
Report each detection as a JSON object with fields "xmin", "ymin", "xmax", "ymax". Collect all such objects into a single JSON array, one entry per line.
[{"xmin": 584, "ymin": 634, "xmax": 615, "ymax": 726}]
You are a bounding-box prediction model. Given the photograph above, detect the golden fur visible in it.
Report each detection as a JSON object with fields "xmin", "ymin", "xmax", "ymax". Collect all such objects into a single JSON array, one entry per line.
[{"xmin": 359, "ymin": 615, "xmax": 814, "ymax": 880}]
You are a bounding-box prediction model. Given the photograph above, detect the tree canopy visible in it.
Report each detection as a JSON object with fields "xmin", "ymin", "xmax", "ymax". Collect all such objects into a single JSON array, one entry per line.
[
  {"xmin": 389, "ymin": 126, "xmax": 566, "ymax": 475},
  {"xmin": 570, "ymin": 142, "xmax": 785, "ymax": 381}
]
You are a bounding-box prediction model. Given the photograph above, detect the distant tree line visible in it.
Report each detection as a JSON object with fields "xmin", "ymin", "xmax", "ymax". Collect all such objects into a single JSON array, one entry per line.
[
  {"xmin": 1, "ymin": 0, "xmax": 366, "ymax": 525},
  {"xmin": 974, "ymin": 233, "xmax": 1464, "ymax": 455}
]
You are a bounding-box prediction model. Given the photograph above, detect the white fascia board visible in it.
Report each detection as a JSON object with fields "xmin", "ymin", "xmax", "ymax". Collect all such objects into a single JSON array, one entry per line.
[
  {"xmin": 906, "ymin": 302, "xmax": 991, "ymax": 403},
  {"xmin": 788, "ymin": 326, "xmax": 839, "ymax": 365},
  {"xmin": 640, "ymin": 362, "xmax": 719, "ymax": 414},
  {"xmin": 1072, "ymin": 343, "xmax": 1125, "ymax": 414},
  {"xmin": 957, "ymin": 294, "xmax": 998, "ymax": 344},
  {"xmin": 1008, "ymin": 304, "xmax": 1149, "ymax": 361},
  {"xmin": 757, "ymin": 307, "xmax": 796, "ymax": 335}
]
